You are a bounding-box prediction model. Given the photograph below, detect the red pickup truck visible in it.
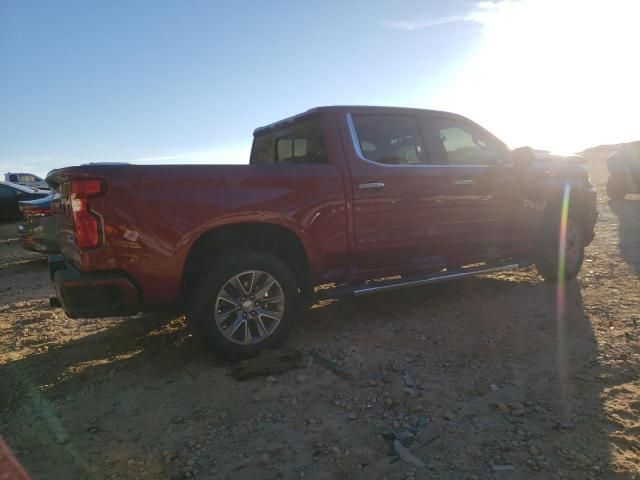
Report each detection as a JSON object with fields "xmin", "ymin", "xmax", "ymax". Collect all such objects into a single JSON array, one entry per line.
[{"xmin": 47, "ymin": 106, "xmax": 597, "ymax": 358}]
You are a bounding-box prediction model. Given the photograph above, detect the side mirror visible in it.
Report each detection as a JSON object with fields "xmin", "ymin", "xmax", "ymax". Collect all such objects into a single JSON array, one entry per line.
[{"xmin": 510, "ymin": 146, "xmax": 536, "ymax": 168}]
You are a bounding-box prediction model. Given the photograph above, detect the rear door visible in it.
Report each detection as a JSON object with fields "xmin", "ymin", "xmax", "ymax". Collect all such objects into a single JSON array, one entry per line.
[{"xmin": 422, "ymin": 113, "xmax": 517, "ymax": 262}]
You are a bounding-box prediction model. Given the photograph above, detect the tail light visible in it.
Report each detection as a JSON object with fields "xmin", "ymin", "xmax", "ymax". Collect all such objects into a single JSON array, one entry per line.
[
  {"xmin": 21, "ymin": 205, "xmax": 52, "ymax": 217},
  {"xmin": 70, "ymin": 179, "xmax": 104, "ymax": 249}
]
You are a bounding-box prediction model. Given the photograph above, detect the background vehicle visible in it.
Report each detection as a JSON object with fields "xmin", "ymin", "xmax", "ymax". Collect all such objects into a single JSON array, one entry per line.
[
  {"xmin": 605, "ymin": 142, "xmax": 640, "ymax": 200},
  {"xmin": 18, "ymin": 194, "xmax": 60, "ymax": 254},
  {"xmin": 4, "ymin": 172, "xmax": 50, "ymax": 190},
  {"xmin": 0, "ymin": 182, "xmax": 50, "ymax": 222},
  {"xmin": 46, "ymin": 106, "xmax": 598, "ymax": 358}
]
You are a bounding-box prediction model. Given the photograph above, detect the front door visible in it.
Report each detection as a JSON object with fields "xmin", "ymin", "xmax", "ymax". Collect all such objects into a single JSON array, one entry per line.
[{"xmin": 421, "ymin": 113, "xmax": 517, "ymax": 263}]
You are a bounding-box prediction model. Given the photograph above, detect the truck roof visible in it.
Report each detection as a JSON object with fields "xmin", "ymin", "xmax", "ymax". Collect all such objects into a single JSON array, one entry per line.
[{"xmin": 253, "ymin": 105, "xmax": 461, "ymax": 136}]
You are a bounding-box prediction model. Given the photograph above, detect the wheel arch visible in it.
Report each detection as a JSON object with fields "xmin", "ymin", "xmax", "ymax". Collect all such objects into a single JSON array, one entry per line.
[
  {"xmin": 540, "ymin": 178, "xmax": 593, "ymax": 241},
  {"xmin": 180, "ymin": 221, "xmax": 313, "ymax": 304}
]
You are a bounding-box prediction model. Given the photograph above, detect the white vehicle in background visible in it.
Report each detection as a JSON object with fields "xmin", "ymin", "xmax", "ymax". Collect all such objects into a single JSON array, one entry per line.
[{"xmin": 4, "ymin": 172, "xmax": 50, "ymax": 190}]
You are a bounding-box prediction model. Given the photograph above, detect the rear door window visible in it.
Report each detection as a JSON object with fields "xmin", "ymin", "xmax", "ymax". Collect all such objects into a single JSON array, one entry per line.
[
  {"xmin": 250, "ymin": 116, "xmax": 327, "ymax": 165},
  {"xmin": 351, "ymin": 115, "xmax": 428, "ymax": 165}
]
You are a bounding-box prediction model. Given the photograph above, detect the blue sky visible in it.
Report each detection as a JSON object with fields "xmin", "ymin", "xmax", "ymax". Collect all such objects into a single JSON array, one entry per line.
[{"xmin": 1, "ymin": 0, "xmax": 638, "ymax": 177}]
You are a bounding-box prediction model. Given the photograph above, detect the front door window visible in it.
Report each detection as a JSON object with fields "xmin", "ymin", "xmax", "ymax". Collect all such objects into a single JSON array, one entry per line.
[{"xmin": 430, "ymin": 119, "xmax": 506, "ymax": 166}]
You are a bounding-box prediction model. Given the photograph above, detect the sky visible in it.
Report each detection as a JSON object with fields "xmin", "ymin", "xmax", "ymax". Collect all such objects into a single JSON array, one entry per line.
[{"xmin": 1, "ymin": 0, "xmax": 638, "ymax": 178}]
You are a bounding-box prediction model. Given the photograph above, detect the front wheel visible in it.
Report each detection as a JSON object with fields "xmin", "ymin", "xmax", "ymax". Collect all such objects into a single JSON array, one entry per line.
[
  {"xmin": 187, "ymin": 250, "xmax": 300, "ymax": 359},
  {"xmin": 534, "ymin": 213, "xmax": 585, "ymax": 282}
]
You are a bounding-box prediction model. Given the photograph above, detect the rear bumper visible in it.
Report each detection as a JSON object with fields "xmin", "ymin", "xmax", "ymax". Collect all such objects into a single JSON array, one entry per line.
[{"xmin": 48, "ymin": 255, "xmax": 140, "ymax": 318}]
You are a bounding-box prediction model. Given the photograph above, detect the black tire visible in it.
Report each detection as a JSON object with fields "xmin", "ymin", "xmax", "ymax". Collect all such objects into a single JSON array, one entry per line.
[
  {"xmin": 534, "ymin": 209, "xmax": 585, "ymax": 282},
  {"xmin": 187, "ymin": 249, "xmax": 299, "ymax": 359},
  {"xmin": 606, "ymin": 175, "xmax": 627, "ymax": 200}
]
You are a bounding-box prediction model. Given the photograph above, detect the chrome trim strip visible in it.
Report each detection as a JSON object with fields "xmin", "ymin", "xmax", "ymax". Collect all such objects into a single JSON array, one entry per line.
[
  {"xmin": 358, "ymin": 182, "xmax": 385, "ymax": 190},
  {"xmin": 353, "ymin": 263, "xmax": 520, "ymax": 296},
  {"xmin": 346, "ymin": 112, "xmax": 366, "ymax": 159}
]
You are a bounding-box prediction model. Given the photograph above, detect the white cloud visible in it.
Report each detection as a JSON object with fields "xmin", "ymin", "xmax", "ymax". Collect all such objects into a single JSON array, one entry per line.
[
  {"xmin": 382, "ymin": 15, "xmax": 472, "ymax": 30},
  {"xmin": 383, "ymin": 1, "xmax": 510, "ymax": 30}
]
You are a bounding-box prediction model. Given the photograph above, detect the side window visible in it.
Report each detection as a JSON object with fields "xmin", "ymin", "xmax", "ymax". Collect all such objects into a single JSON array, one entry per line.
[
  {"xmin": 9, "ymin": 174, "xmax": 18, "ymax": 182},
  {"xmin": 351, "ymin": 115, "xmax": 428, "ymax": 165},
  {"xmin": 250, "ymin": 116, "xmax": 327, "ymax": 165},
  {"xmin": 19, "ymin": 174, "xmax": 36, "ymax": 182},
  {"xmin": 431, "ymin": 118, "xmax": 505, "ymax": 165},
  {"xmin": 276, "ymin": 137, "xmax": 309, "ymax": 163}
]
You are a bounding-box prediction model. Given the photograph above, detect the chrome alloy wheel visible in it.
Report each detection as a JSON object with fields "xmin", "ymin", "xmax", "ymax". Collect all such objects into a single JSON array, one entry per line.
[{"xmin": 214, "ymin": 270, "xmax": 285, "ymax": 345}]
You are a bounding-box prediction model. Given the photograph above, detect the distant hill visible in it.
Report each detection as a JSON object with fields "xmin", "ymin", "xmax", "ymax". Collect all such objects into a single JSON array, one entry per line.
[{"xmin": 580, "ymin": 141, "xmax": 640, "ymax": 161}]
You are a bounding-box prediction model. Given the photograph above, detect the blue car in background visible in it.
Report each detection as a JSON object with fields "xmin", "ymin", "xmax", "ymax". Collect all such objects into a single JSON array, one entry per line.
[
  {"xmin": 606, "ymin": 142, "xmax": 640, "ymax": 200},
  {"xmin": 18, "ymin": 194, "xmax": 60, "ymax": 254},
  {"xmin": 0, "ymin": 181, "xmax": 49, "ymax": 221}
]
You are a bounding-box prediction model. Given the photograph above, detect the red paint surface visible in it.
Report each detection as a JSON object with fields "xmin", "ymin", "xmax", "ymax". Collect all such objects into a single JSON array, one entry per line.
[{"xmin": 47, "ymin": 106, "xmax": 596, "ymax": 310}]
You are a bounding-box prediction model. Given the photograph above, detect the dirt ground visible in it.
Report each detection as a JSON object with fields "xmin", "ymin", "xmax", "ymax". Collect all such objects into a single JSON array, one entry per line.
[{"xmin": 1, "ymin": 158, "xmax": 638, "ymax": 480}]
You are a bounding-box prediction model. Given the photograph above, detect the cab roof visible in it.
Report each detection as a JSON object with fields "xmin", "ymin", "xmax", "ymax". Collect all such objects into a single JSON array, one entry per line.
[{"xmin": 253, "ymin": 105, "xmax": 461, "ymax": 136}]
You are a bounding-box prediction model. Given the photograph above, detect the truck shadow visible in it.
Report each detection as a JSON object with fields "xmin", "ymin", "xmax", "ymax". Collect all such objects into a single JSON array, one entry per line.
[
  {"xmin": 0, "ymin": 272, "xmax": 628, "ymax": 479},
  {"xmin": 609, "ymin": 197, "xmax": 640, "ymax": 276},
  {"xmin": 303, "ymin": 273, "xmax": 624, "ymax": 478}
]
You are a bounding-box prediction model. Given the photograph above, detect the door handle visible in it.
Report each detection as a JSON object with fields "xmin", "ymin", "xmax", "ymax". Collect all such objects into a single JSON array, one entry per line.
[
  {"xmin": 454, "ymin": 179, "xmax": 474, "ymax": 185},
  {"xmin": 358, "ymin": 182, "xmax": 386, "ymax": 190}
]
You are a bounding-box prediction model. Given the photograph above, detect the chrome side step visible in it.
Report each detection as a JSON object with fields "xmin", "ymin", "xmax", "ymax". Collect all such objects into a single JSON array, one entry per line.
[
  {"xmin": 354, "ymin": 263, "xmax": 520, "ymax": 296},
  {"xmin": 317, "ymin": 262, "xmax": 522, "ymax": 299}
]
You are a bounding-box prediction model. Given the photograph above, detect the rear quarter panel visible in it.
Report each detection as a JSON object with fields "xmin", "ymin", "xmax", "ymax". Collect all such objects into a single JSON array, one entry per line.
[{"xmin": 54, "ymin": 164, "xmax": 349, "ymax": 305}]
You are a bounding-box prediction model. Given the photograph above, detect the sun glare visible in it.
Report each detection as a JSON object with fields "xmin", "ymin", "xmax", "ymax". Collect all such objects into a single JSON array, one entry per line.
[{"xmin": 433, "ymin": 0, "xmax": 640, "ymax": 153}]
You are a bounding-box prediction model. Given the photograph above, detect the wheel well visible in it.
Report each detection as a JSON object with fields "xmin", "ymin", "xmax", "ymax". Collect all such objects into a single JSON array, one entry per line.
[
  {"xmin": 181, "ymin": 223, "xmax": 312, "ymax": 302},
  {"xmin": 543, "ymin": 187, "xmax": 590, "ymax": 237}
]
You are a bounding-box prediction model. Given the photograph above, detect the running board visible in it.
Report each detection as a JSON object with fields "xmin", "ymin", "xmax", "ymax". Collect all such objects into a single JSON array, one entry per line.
[{"xmin": 317, "ymin": 262, "xmax": 523, "ymax": 299}]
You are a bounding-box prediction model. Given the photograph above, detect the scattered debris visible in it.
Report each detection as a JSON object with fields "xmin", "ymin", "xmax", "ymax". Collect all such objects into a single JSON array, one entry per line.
[
  {"xmin": 402, "ymin": 369, "xmax": 417, "ymax": 388},
  {"xmin": 393, "ymin": 439, "xmax": 425, "ymax": 468},
  {"xmin": 229, "ymin": 349, "xmax": 303, "ymax": 380},
  {"xmin": 1, "ymin": 162, "xmax": 639, "ymax": 480},
  {"xmin": 306, "ymin": 350, "xmax": 352, "ymax": 380}
]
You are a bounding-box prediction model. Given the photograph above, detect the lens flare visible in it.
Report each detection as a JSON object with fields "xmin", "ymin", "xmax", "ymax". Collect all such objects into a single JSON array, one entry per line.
[
  {"xmin": 556, "ymin": 182, "xmax": 571, "ymax": 404},
  {"xmin": 557, "ymin": 182, "xmax": 572, "ymax": 300}
]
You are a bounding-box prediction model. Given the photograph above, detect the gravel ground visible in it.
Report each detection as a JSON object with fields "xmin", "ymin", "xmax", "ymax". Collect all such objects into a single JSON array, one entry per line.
[{"xmin": 0, "ymin": 157, "xmax": 638, "ymax": 480}]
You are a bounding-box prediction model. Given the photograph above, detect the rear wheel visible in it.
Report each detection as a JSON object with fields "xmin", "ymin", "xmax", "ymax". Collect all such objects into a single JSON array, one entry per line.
[
  {"xmin": 534, "ymin": 212, "xmax": 585, "ymax": 282},
  {"xmin": 606, "ymin": 175, "xmax": 627, "ymax": 200},
  {"xmin": 187, "ymin": 250, "xmax": 299, "ymax": 359}
]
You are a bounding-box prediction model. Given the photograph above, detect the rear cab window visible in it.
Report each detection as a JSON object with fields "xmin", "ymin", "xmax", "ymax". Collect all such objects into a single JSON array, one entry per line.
[
  {"xmin": 350, "ymin": 114, "xmax": 428, "ymax": 165},
  {"xmin": 250, "ymin": 115, "xmax": 327, "ymax": 165}
]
